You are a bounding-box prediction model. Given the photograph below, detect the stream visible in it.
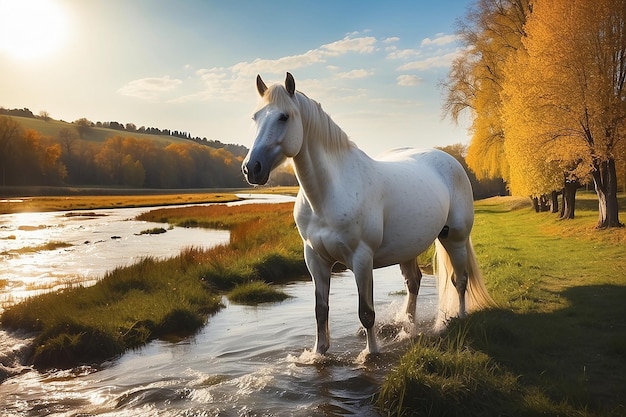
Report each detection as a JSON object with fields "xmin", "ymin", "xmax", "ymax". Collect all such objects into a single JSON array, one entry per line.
[{"xmin": 0, "ymin": 195, "xmax": 438, "ymax": 416}]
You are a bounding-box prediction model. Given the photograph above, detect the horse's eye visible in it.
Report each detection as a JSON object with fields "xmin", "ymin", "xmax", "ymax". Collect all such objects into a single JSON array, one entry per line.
[{"xmin": 279, "ymin": 113, "xmax": 289, "ymax": 122}]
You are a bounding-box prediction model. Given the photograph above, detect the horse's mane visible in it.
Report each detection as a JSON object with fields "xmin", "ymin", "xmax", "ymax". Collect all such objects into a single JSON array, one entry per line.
[{"xmin": 259, "ymin": 84, "xmax": 356, "ymax": 157}]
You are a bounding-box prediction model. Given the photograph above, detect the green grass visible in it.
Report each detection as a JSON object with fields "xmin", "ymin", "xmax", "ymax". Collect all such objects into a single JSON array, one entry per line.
[
  {"xmin": 228, "ymin": 281, "xmax": 290, "ymax": 304},
  {"xmin": 376, "ymin": 193, "xmax": 626, "ymax": 417},
  {"xmin": 0, "ymin": 202, "xmax": 306, "ymax": 369}
]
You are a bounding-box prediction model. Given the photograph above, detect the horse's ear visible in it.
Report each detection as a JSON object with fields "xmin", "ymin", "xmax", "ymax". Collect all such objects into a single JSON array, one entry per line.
[
  {"xmin": 256, "ymin": 75, "xmax": 268, "ymax": 97},
  {"xmin": 285, "ymin": 72, "xmax": 295, "ymax": 97}
]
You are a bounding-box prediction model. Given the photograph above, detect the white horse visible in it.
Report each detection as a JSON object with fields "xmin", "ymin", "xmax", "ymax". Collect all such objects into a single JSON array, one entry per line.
[{"xmin": 242, "ymin": 73, "xmax": 494, "ymax": 354}]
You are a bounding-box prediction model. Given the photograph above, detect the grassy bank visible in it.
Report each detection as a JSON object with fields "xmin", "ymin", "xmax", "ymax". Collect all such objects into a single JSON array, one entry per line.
[
  {"xmin": 376, "ymin": 193, "xmax": 626, "ymax": 416},
  {"xmin": 0, "ymin": 202, "xmax": 306, "ymax": 369}
]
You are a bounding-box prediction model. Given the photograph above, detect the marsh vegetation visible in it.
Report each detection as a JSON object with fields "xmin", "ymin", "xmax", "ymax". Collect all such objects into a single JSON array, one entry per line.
[{"xmin": 1, "ymin": 201, "xmax": 305, "ymax": 368}]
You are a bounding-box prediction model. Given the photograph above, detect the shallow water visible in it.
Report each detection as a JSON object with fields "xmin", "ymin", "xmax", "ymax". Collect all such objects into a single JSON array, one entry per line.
[
  {"xmin": 0, "ymin": 194, "xmax": 286, "ymax": 306},
  {"xmin": 0, "ymin": 194, "xmax": 438, "ymax": 415},
  {"xmin": 0, "ymin": 270, "xmax": 437, "ymax": 416},
  {"xmin": 0, "ymin": 206, "xmax": 226, "ymax": 307}
]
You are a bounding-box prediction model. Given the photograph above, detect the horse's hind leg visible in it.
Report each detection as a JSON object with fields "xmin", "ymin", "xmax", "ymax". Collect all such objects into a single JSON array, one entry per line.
[
  {"xmin": 400, "ymin": 259, "xmax": 422, "ymax": 321},
  {"xmin": 441, "ymin": 239, "xmax": 469, "ymax": 318}
]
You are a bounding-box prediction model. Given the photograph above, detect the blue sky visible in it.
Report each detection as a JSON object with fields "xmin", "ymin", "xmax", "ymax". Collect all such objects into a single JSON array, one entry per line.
[{"xmin": 0, "ymin": 0, "xmax": 474, "ymax": 156}]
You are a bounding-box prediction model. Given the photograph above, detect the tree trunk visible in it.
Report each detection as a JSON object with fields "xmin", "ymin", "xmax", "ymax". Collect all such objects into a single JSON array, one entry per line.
[
  {"xmin": 532, "ymin": 195, "xmax": 551, "ymax": 212},
  {"xmin": 550, "ymin": 190, "xmax": 559, "ymax": 213},
  {"xmin": 591, "ymin": 158, "xmax": 623, "ymax": 228},
  {"xmin": 560, "ymin": 180, "xmax": 579, "ymax": 220}
]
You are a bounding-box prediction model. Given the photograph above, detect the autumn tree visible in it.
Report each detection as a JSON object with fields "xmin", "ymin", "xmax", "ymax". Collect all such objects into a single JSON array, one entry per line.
[
  {"xmin": 442, "ymin": 0, "xmax": 531, "ymax": 181},
  {"xmin": 438, "ymin": 143, "xmax": 507, "ymax": 199},
  {"xmin": 94, "ymin": 136, "xmax": 126, "ymax": 184},
  {"xmin": 10, "ymin": 129, "xmax": 66, "ymax": 185},
  {"xmin": 502, "ymin": 43, "xmax": 589, "ymax": 219},
  {"xmin": 507, "ymin": 0, "xmax": 625, "ymax": 227},
  {"xmin": 0, "ymin": 116, "xmax": 22, "ymax": 186},
  {"xmin": 38, "ymin": 110, "xmax": 51, "ymax": 122},
  {"xmin": 121, "ymin": 154, "xmax": 145, "ymax": 187},
  {"xmin": 73, "ymin": 118, "xmax": 93, "ymax": 139}
]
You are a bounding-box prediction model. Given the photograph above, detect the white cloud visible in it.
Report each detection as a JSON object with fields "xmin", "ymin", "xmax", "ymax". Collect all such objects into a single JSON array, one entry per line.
[
  {"xmin": 176, "ymin": 34, "xmax": 380, "ymax": 103},
  {"xmin": 397, "ymin": 74, "xmax": 423, "ymax": 86},
  {"xmin": 421, "ymin": 33, "xmax": 459, "ymax": 47},
  {"xmin": 118, "ymin": 76, "xmax": 182, "ymax": 100},
  {"xmin": 335, "ymin": 69, "xmax": 373, "ymax": 80},
  {"xmin": 383, "ymin": 37, "xmax": 400, "ymax": 44},
  {"xmin": 397, "ymin": 49, "xmax": 462, "ymax": 71},
  {"xmin": 231, "ymin": 49, "xmax": 327, "ymax": 77},
  {"xmin": 386, "ymin": 48, "xmax": 420, "ymax": 60},
  {"xmin": 321, "ymin": 35, "xmax": 377, "ymax": 56}
]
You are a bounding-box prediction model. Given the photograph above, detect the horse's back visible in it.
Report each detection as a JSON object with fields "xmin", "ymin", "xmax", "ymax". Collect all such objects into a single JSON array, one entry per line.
[
  {"xmin": 377, "ymin": 147, "xmax": 472, "ymax": 199},
  {"xmin": 375, "ymin": 147, "xmax": 474, "ymax": 245}
]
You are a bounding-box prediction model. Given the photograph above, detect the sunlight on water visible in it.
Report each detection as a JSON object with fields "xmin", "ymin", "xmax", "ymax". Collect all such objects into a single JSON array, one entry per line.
[{"xmin": 0, "ymin": 205, "xmax": 232, "ymax": 308}]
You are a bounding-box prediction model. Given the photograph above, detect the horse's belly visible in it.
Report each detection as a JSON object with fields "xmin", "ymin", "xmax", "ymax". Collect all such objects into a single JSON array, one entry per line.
[{"xmin": 373, "ymin": 229, "xmax": 438, "ymax": 268}]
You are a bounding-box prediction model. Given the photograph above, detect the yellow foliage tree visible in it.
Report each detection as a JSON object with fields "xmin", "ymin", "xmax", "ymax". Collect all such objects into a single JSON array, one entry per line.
[
  {"xmin": 501, "ymin": 46, "xmax": 588, "ymax": 216},
  {"xmin": 507, "ymin": 0, "xmax": 626, "ymax": 227},
  {"xmin": 443, "ymin": 0, "xmax": 531, "ymax": 181}
]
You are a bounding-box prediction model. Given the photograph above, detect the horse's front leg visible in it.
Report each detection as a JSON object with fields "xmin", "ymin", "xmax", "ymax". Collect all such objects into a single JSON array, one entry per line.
[
  {"xmin": 353, "ymin": 250, "xmax": 378, "ymax": 354},
  {"xmin": 304, "ymin": 244, "xmax": 333, "ymax": 354},
  {"xmin": 400, "ymin": 259, "xmax": 422, "ymax": 322}
]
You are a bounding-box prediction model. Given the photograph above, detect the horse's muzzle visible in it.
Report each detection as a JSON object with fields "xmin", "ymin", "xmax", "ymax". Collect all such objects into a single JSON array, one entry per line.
[{"xmin": 242, "ymin": 160, "xmax": 269, "ymax": 185}]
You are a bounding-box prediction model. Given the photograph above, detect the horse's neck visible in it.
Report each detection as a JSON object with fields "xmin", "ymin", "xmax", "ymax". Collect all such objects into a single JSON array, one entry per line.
[
  {"xmin": 292, "ymin": 97, "xmax": 365, "ymax": 210},
  {"xmin": 292, "ymin": 142, "xmax": 333, "ymax": 208}
]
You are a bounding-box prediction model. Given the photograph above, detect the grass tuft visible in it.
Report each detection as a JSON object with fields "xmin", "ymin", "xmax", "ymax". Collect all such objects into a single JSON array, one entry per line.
[
  {"xmin": 137, "ymin": 227, "xmax": 167, "ymax": 235},
  {"xmin": 1, "ymin": 241, "xmax": 72, "ymax": 255},
  {"xmin": 228, "ymin": 281, "xmax": 290, "ymax": 305}
]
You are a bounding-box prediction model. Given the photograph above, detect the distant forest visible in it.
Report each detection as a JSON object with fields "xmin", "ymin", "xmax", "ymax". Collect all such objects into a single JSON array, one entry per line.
[
  {"xmin": 0, "ymin": 108, "xmax": 254, "ymax": 189},
  {"xmin": 0, "ymin": 107, "xmax": 248, "ymax": 158},
  {"xmin": 0, "ymin": 107, "xmax": 502, "ymax": 198}
]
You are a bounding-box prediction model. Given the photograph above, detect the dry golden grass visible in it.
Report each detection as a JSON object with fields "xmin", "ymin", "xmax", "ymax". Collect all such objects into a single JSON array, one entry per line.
[{"xmin": 0, "ymin": 193, "xmax": 241, "ymax": 214}]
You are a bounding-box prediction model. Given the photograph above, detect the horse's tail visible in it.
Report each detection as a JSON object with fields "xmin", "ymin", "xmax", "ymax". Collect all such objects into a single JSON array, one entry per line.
[{"xmin": 433, "ymin": 237, "xmax": 495, "ymax": 331}]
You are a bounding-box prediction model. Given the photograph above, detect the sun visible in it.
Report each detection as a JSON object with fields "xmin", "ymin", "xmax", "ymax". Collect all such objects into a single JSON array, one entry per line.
[{"xmin": 0, "ymin": 0, "xmax": 69, "ymax": 60}]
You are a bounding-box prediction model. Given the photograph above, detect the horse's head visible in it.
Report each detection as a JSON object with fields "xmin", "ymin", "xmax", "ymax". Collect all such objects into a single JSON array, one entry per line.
[{"xmin": 242, "ymin": 72, "xmax": 303, "ymax": 185}]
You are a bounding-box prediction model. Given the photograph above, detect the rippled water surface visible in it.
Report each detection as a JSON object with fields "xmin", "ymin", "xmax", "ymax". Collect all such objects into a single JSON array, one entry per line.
[{"xmin": 0, "ymin": 195, "xmax": 438, "ymax": 416}]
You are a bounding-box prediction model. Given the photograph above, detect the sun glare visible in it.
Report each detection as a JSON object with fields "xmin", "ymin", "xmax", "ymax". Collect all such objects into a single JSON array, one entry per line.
[{"xmin": 0, "ymin": 0, "xmax": 69, "ymax": 60}]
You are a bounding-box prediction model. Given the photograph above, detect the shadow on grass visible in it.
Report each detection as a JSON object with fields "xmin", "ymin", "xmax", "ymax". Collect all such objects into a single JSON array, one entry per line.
[
  {"xmin": 464, "ymin": 284, "xmax": 626, "ymax": 415},
  {"xmin": 378, "ymin": 285, "xmax": 626, "ymax": 416}
]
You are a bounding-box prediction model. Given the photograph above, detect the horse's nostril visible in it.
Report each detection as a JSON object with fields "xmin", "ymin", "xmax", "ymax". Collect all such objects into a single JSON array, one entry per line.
[
  {"xmin": 252, "ymin": 161, "xmax": 262, "ymax": 175},
  {"xmin": 242, "ymin": 164, "xmax": 248, "ymax": 175}
]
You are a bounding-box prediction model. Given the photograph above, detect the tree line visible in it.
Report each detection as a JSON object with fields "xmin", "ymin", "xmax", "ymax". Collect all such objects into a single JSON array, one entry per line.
[
  {"xmin": 0, "ymin": 108, "xmax": 508, "ymax": 197},
  {"xmin": 443, "ymin": 0, "xmax": 625, "ymax": 228},
  {"xmin": 0, "ymin": 116, "xmax": 248, "ymax": 189},
  {"xmin": 0, "ymin": 107, "xmax": 248, "ymax": 159}
]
